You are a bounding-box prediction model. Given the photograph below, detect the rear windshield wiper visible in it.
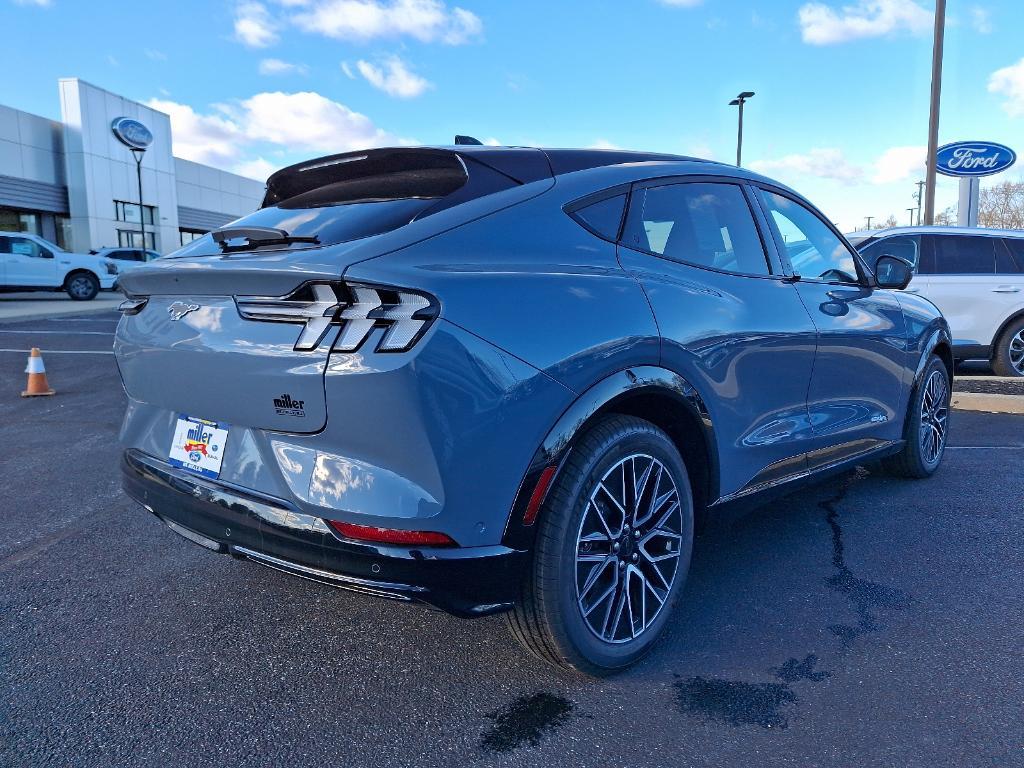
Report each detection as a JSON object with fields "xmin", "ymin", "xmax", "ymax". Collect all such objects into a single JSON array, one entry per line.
[{"xmin": 211, "ymin": 225, "xmax": 319, "ymax": 252}]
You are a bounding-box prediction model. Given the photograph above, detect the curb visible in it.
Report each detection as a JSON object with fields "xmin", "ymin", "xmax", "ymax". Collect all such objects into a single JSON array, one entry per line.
[{"xmin": 951, "ymin": 392, "xmax": 1024, "ymax": 414}]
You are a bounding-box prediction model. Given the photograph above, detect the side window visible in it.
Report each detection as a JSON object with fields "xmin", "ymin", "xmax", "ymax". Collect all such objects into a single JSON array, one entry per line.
[
  {"xmin": 859, "ymin": 235, "xmax": 921, "ymax": 271},
  {"xmin": 9, "ymin": 237, "xmax": 43, "ymax": 258},
  {"xmin": 624, "ymin": 182, "xmax": 771, "ymax": 276},
  {"xmin": 570, "ymin": 193, "xmax": 627, "ymax": 241},
  {"xmin": 757, "ymin": 190, "xmax": 859, "ymax": 283},
  {"xmin": 996, "ymin": 238, "xmax": 1024, "ymax": 274},
  {"xmin": 0, "ymin": 236, "xmax": 9, "ymax": 254},
  {"xmin": 929, "ymin": 235, "xmax": 995, "ymax": 274}
]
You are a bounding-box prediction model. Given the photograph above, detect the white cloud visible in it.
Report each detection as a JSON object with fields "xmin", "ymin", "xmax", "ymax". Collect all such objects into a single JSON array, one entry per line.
[
  {"xmin": 750, "ymin": 148, "xmax": 864, "ymax": 183},
  {"xmin": 684, "ymin": 142, "xmax": 716, "ymax": 161},
  {"xmin": 149, "ymin": 90, "xmax": 402, "ymax": 174},
  {"xmin": 482, "ymin": 137, "xmax": 502, "ymax": 146},
  {"xmin": 144, "ymin": 49, "xmax": 167, "ymax": 61},
  {"xmin": 239, "ymin": 91, "xmax": 397, "ymax": 151},
  {"xmin": 341, "ymin": 61, "xmax": 357, "ymax": 79},
  {"xmin": 146, "ymin": 98, "xmax": 244, "ymax": 165},
  {"xmin": 988, "ymin": 58, "xmax": 1024, "ymax": 117},
  {"xmin": 872, "ymin": 145, "xmax": 926, "ymax": 183},
  {"xmin": 13, "ymin": 0, "xmax": 51, "ymax": 6},
  {"xmin": 797, "ymin": 0, "xmax": 931, "ymax": 45},
  {"xmin": 291, "ymin": 0, "xmax": 482, "ymax": 44},
  {"xmin": 235, "ymin": 2, "xmax": 279, "ymax": 47},
  {"xmin": 588, "ymin": 139, "xmax": 623, "ymax": 150},
  {"xmin": 970, "ymin": 6, "xmax": 992, "ymax": 34},
  {"xmin": 234, "ymin": 156, "xmax": 278, "ymax": 182},
  {"xmin": 658, "ymin": 0, "xmax": 703, "ymax": 6},
  {"xmin": 258, "ymin": 57, "xmax": 308, "ymax": 75},
  {"xmin": 355, "ymin": 56, "xmax": 433, "ymax": 98}
]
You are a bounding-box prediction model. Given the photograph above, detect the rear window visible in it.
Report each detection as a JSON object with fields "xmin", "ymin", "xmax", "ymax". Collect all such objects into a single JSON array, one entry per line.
[{"xmin": 171, "ymin": 150, "xmax": 475, "ymax": 258}]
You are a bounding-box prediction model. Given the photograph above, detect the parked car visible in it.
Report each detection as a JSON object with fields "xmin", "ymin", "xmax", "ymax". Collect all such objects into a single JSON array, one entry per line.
[
  {"xmin": 849, "ymin": 226, "xmax": 1024, "ymax": 377},
  {"xmin": 115, "ymin": 146, "xmax": 952, "ymax": 675},
  {"xmin": 0, "ymin": 231, "xmax": 118, "ymax": 300},
  {"xmin": 91, "ymin": 246, "xmax": 161, "ymax": 271}
]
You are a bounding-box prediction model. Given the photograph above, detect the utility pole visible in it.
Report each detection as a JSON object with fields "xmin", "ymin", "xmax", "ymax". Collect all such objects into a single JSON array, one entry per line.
[
  {"xmin": 915, "ymin": 180, "xmax": 925, "ymax": 225},
  {"xmin": 729, "ymin": 91, "xmax": 755, "ymax": 166},
  {"xmin": 907, "ymin": 208, "xmax": 916, "ymax": 226},
  {"xmin": 865, "ymin": 216, "xmax": 874, "ymax": 229},
  {"xmin": 923, "ymin": 0, "xmax": 946, "ymax": 224}
]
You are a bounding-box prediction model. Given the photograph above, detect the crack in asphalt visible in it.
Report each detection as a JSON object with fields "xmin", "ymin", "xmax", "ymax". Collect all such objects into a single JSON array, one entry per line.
[
  {"xmin": 820, "ymin": 468, "xmax": 913, "ymax": 645},
  {"xmin": 479, "ymin": 692, "xmax": 575, "ymax": 753}
]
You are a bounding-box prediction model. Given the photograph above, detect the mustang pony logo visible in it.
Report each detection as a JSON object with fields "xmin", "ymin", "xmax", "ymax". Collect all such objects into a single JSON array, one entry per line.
[{"xmin": 168, "ymin": 301, "xmax": 201, "ymax": 321}]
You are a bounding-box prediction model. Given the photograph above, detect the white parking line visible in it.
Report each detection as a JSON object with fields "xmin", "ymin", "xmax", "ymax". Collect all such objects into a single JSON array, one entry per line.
[
  {"xmin": 0, "ymin": 348, "xmax": 113, "ymax": 355},
  {"xmin": 947, "ymin": 445, "xmax": 1024, "ymax": 450},
  {"xmin": 0, "ymin": 330, "xmax": 113, "ymax": 336}
]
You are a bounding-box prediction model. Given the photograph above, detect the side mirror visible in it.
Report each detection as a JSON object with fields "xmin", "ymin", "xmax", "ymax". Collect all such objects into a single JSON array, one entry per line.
[
  {"xmin": 40, "ymin": 248, "xmax": 54, "ymax": 259},
  {"xmin": 874, "ymin": 254, "xmax": 913, "ymax": 290}
]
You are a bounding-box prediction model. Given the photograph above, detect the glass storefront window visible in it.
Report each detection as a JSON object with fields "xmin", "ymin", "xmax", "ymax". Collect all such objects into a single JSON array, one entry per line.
[
  {"xmin": 0, "ymin": 207, "xmax": 42, "ymax": 235},
  {"xmin": 179, "ymin": 229, "xmax": 206, "ymax": 246},
  {"xmin": 117, "ymin": 229, "xmax": 156, "ymax": 250}
]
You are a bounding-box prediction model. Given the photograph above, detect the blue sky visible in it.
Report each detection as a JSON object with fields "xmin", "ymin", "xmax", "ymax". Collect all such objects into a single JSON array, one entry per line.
[{"xmin": 4, "ymin": 0, "xmax": 1024, "ymax": 230}]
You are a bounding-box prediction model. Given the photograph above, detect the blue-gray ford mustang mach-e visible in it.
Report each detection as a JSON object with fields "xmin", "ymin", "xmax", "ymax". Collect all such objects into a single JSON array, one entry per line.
[{"xmin": 115, "ymin": 145, "xmax": 951, "ymax": 675}]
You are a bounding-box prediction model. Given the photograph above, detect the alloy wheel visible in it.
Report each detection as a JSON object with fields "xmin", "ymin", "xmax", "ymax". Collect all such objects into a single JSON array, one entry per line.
[
  {"xmin": 575, "ymin": 454, "xmax": 683, "ymax": 644},
  {"xmin": 69, "ymin": 276, "xmax": 93, "ymax": 298},
  {"xmin": 919, "ymin": 369, "xmax": 949, "ymax": 464},
  {"xmin": 1009, "ymin": 329, "xmax": 1024, "ymax": 376}
]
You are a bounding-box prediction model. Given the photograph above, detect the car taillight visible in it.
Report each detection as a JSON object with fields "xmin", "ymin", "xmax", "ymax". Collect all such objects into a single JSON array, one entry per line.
[
  {"xmin": 118, "ymin": 297, "xmax": 148, "ymax": 315},
  {"xmin": 235, "ymin": 282, "xmax": 437, "ymax": 353},
  {"xmin": 325, "ymin": 519, "xmax": 457, "ymax": 547}
]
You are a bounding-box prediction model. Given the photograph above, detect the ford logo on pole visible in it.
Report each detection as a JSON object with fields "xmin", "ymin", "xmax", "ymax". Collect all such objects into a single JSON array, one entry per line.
[
  {"xmin": 111, "ymin": 117, "xmax": 153, "ymax": 150},
  {"xmin": 936, "ymin": 141, "xmax": 1016, "ymax": 177}
]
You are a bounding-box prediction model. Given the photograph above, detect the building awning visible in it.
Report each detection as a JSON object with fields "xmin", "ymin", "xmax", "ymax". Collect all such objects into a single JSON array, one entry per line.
[
  {"xmin": 0, "ymin": 174, "xmax": 69, "ymax": 214},
  {"xmin": 177, "ymin": 205, "xmax": 238, "ymax": 231}
]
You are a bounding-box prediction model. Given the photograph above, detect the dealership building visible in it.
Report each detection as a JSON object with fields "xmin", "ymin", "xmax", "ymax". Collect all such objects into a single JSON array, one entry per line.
[{"xmin": 0, "ymin": 78, "xmax": 265, "ymax": 255}]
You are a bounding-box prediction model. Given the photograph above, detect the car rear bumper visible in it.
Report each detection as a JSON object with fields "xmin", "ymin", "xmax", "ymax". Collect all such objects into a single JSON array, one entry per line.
[{"xmin": 121, "ymin": 449, "xmax": 528, "ymax": 617}]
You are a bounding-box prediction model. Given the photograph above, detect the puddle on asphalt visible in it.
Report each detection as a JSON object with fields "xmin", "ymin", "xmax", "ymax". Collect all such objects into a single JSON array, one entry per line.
[
  {"xmin": 479, "ymin": 692, "xmax": 575, "ymax": 753},
  {"xmin": 673, "ymin": 675, "xmax": 798, "ymax": 729},
  {"xmin": 772, "ymin": 653, "xmax": 832, "ymax": 683}
]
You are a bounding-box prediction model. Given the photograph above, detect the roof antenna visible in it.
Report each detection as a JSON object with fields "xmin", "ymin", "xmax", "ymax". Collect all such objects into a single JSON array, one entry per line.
[{"xmin": 454, "ymin": 135, "xmax": 484, "ymax": 145}]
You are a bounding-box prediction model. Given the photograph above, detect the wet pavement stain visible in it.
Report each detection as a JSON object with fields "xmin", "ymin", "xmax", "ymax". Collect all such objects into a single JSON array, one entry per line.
[
  {"xmin": 480, "ymin": 692, "xmax": 575, "ymax": 753},
  {"xmin": 773, "ymin": 654, "xmax": 831, "ymax": 683},
  {"xmin": 673, "ymin": 675, "xmax": 798, "ymax": 729},
  {"xmin": 820, "ymin": 470, "xmax": 913, "ymax": 645}
]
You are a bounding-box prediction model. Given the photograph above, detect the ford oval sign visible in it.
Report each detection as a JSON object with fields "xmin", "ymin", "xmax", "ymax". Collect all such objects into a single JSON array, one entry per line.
[
  {"xmin": 111, "ymin": 117, "xmax": 153, "ymax": 150},
  {"xmin": 936, "ymin": 141, "xmax": 1016, "ymax": 177}
]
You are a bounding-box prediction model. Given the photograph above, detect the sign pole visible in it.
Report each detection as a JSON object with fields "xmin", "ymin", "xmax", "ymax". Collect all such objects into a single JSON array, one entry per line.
[
  {"xmin": 923, "ymin": 0, "xmax": 946, "ymax": 225},
  {"xmin": 956, "ymin": 178, "xmax": 980, "ymax": 227}
]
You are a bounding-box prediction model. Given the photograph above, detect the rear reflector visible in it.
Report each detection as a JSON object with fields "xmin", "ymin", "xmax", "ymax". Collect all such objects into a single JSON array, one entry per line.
[
  {"xmin": 325, "ymin": 520, "xmax": 457, "ymax": 547},
  {"xmin": 523, "ymin": 465, "xmax": 557, "ymax": 526}
]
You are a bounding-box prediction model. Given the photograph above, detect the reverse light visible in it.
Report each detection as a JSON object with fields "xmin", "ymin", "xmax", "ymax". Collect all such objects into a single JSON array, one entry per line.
[
  {"xmin": 325, "ymin": 519, "xmax": 457, "ymax": 547},
  {"xmin": 235, "ymin": 281, "xmax": 438, "ymax": 353}
]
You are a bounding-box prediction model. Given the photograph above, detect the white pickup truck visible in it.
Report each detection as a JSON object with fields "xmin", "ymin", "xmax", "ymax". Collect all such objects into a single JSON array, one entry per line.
[{"xmin": 0, "ymin": 231, "xmax": 118, "ymax": 300}]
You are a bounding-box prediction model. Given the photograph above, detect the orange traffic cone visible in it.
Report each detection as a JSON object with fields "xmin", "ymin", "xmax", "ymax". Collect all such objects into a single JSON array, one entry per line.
[{"xmin": 21, "ymin": 347, "xmax": 55, "ymax": 397}]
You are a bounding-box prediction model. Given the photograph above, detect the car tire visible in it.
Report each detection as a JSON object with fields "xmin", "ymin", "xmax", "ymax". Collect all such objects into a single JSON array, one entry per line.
[
  {"xmin": 991, "ymin": 317, "xmax": 1024, "ymax": 378},
  {"xmin": 65, "ymin": 272, "xmax": 99, "ymax": 301},
  {"xmin": 882, "ymin": 355, "xmax": 950, "ymax": 479},
  {"xmin": 505, "ymin": 414, "xmax": 694, "ymax": 676}
]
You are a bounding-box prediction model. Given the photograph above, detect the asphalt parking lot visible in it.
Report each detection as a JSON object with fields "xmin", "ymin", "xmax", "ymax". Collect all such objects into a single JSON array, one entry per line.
[{"xmin": 2, "ymin": 310, "xmax": 1023, "ymax": 767}]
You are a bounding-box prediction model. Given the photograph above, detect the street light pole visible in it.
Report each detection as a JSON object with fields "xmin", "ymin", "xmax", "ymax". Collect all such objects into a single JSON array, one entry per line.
[
  {"xmin": 923, "ymin": 0, "xmax": 946, "ymax": 224},
  {"xmin": 130, "ymin": 147, "xmax": 147, "ymax": 251},
  {"xmin": 865, "ymin": 216, "xmax": 874, "ymax": 229},
  {"xmin": 907, "ymin": 208, "xmax": 916, "ymax": 226},
  {"xmin": 729, "ymin": 91, "xmax": 755, "ymax": 167}
]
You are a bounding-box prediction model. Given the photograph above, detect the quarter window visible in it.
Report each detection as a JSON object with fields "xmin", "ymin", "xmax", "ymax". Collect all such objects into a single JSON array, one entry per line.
[
  {"xmin": 923, "ymin": 235, "xmax": 995, "ymax": 275},
  {"xmin": 625, "ymin": 182, "xmax": 771, "ymax": 276},
  {"xmin": 570, "ymin": 194, "xmax": 627, "ymax": 241},
  {"xmin": 758, "ymin": 190, "xmax": 859, "ymax": 283}
]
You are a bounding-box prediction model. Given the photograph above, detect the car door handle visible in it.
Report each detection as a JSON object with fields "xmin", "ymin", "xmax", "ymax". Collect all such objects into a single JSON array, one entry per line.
[{"xmin": 992, "ymin": 286, "xmax": 1021, "ymax": 293}]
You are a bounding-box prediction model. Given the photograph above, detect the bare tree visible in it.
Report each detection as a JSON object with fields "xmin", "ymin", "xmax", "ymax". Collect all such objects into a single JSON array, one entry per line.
[
  {"xmin": 934, "ymin": 206, "xmax": 956, "ymax": 226},
  {"xmin": 978, "ymin": 178, "xmax": 1024, "ymax": 229}
]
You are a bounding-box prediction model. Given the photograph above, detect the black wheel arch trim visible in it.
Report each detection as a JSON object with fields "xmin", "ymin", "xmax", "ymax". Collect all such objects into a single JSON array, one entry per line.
[
  {"xmin": 990, "ymin": 309, "xmax": 1024, "ymax": 351},
  {"xmin": 915, "ymin": 325, "xmax": 954, "ymax": 387},
  {"xmin": 501, "ymin": 366, "xmax": 718, "ymax": 550}
]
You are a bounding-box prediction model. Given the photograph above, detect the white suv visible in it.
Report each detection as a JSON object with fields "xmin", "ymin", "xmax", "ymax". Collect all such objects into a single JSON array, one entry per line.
[
  {"xmin": 0, "ymin": 232, "xmax": 119, "ymax": 300},
  {"xmin": 850, "ymin": 226, "xmax": 1024, "ymax": 376}
]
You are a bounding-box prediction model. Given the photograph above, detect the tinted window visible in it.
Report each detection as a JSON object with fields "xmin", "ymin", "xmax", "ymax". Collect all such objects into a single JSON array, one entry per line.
[
  {"xmin": 758, "ymin": 190, "xmax": 859, "ymax": 283},
  {"xmin": 859, "ymin": 235, "xmax": 921, "ymax": 270},
  {"xmin": 571, "ymin": 194, "xmax": 626, "ymax": 241},
  {"xmin": 625, "ymin": 183, "xmax": 770, "ymax": 276},
  {"xmin": 997, "ymin": 238, "xmax": 1024, "ymax": 274},
  {"xmin": 926, "ymin": 235, "xmax": 995, "ymax": 274}
]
